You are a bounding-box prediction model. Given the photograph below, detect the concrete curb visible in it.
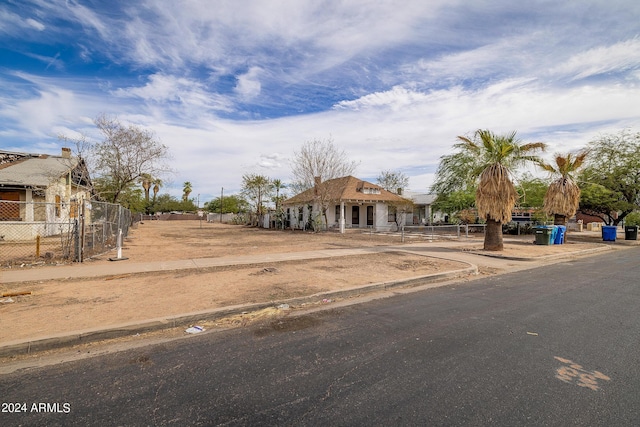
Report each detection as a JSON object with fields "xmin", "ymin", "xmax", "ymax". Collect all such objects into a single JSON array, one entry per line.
[
  {"xmin": 467, "ymin": 244, "xmax": 612, "ymax": 261},
  {"xmin": 0, "ymin": 265, "xmax": 477, "ymax": 358}
]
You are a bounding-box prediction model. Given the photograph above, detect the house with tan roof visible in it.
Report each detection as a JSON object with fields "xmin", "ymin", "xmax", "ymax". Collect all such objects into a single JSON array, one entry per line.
[{"xmin": 282, "ymin": 176, "xmax": 414, "ymax": 232}]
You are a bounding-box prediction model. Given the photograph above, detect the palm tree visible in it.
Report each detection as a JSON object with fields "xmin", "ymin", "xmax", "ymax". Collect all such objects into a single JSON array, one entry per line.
[
  {"xmin": 241, "ymin": 174, "xmax": 273, "ymax": 226},
  {"xmin": 272, "ymin": 179, "xmax": 286, "ymax": 207},
  {"xmin": 272, "ymin": 179, "xmax": 287, "ymax": 229},
  {"xmin": 139, "ymin": 174, "xmax": 152, "ymax": 203},
  {"xmin": 541, "ymin": 150, "xmax": 589, "ymax": 226},
  {"xmin": 152, "ymin": 178, "xmax": 162, "ymax": 203},
  {"xmin": 139, "ymin": 173, "xmax": 154, "ymax": 214},
  {"xmin": 182, "ymin": 181, "xmax": 192, "ymax": 202},
  {"xmin": 454, "ymin": 129, "xmax": 546, "ymax": 251}
]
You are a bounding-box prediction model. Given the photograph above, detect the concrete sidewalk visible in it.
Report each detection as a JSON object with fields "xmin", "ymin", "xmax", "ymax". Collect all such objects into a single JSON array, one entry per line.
[
  {"xmin": 0, "ymin": 236, "xmax": 623, "ymax": 359},
  {"xmin": 0, "ymin": 246, "xmax": 396, "ymax": 284}
]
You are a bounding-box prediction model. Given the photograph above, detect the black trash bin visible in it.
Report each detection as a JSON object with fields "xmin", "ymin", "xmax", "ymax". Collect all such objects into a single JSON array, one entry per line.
[
  {"xmin": 535, "ymin": 226, "xmax": 553, "ymax": 245},
  {"xmin": 625, "ymin": 225, "xmax": 638, "ymax": 240}
]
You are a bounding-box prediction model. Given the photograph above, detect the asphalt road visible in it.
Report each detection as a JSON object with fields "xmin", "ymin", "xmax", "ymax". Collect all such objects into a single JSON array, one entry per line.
[{"xmin": 2, "ymin": 247, "xmax": 640, "ymax": 426}]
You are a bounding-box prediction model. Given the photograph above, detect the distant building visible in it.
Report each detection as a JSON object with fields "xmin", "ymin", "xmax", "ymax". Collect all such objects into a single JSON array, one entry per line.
[{"xmin": 283, "ymin": 176, "xmax": 413, "ymax": 232}]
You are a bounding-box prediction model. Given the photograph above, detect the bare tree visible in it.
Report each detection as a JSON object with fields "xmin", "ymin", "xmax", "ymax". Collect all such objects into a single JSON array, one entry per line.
[
  {"xmin": 290, "ymin": 137, "xmax": 358, "ymax": 193},
  {"xmin": 387, "ymin": 198, "xmax": 415, "ymax": 231},
  {"xmin": 290, "ymin": 137, "xmax": 358, "ymax": 229},
  {"xmin": 57, "ymin": 132, "xmax": 94, "ymax": 197},
  {"xmin": 92, "ymin": 114, "xmax": 171, "ymax": 204},
  {"xmin": 376, "ymin": 170, "xmax": 409, "ymax": 195}
]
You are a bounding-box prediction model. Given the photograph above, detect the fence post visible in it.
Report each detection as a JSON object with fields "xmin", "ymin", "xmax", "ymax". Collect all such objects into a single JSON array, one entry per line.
[
  {"xmin": 79, "ymin": 201, "xmax": 85, "ymax": 263},
  {"xmin": 73, "ymin": 218, "xmax": 80, "ymax": 262},
  {"xmin": 117, "ymin": 229, "xmax": 123, "ymax": 259}
]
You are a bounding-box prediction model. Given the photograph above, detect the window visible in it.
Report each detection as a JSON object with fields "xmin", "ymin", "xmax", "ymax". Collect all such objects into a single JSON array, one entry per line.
[
  {"xmin": 0, "ymin": 192, "xmax": 20, "ymax": 220},
  {"xmin": 70, "ymin": 201, "xmax": 78, "ymax": 218},
  {"xmin": 55, "ymin": 195, "xmax": 61, "ymax": 218},
  {"xmin": 388, "ymin": 205, "xmax": 396, "ymax": 222},
  {"xmin": 362, "ymin": 187, "xmax": 381, "ymax": 195}
]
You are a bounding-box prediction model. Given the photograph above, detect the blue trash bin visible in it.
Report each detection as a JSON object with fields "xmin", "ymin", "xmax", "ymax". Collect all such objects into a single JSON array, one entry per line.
[
  {"xmin": 602, "ymin": 225, "xmax": 617, "ymax": 242},
  {"xmin": 554, "ymin": 225, "xmax": 566, "ymax": 244}
]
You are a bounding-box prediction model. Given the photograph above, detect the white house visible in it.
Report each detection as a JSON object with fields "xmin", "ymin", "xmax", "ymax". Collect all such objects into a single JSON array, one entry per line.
[
  {"xmin": 282, "ymin": 176, "xmax": 414, "ymax": 232},
  {"xmin": 405, "ymin": 192, "xmax": 452, "ymax": 225}
]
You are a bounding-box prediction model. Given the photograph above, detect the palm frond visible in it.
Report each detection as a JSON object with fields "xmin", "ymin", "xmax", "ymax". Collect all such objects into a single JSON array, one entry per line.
[
  {"xmin": 543, "ymin": 177, "xmax": 581, "ymax": 217},
  {"xmin": 476, "ymin": 163, "xmax": 519, "ymax": 223}
]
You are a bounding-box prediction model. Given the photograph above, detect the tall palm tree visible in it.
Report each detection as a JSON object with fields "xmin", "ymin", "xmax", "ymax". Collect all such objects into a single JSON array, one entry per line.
[
  {"xmin": 541, "ymin": 150, "xmax": 589, "ymax": 226},
  {"xmin": 139, "ymin": 174, "xmax": 152, "ymax": 203},
  {"xmin": 152, "ymin": 178, "xmax": 162, "ymax": 203},
  {"xmin": 182, "ymin": 181, "xmax": 192, "ymax": 202},
  {"xmin": 272, "ymin": 179, "xmax": 286, "ymax": 208},
  {"xmin": 272, "ymin": 179, "xmax": 287, "ymax": 229},
  {"xmin": 455, "ymin": 129, "xmax": 546, "ymax": 251},
  {"xmin": 139, "ymin": 173, "xmax": 153, "ymax": 214}
]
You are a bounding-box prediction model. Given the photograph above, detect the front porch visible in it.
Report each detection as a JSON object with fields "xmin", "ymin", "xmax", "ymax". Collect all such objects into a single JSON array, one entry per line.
[{"xmin": 285, "ymin": 201, "xmax": 398, "ymax": 232}]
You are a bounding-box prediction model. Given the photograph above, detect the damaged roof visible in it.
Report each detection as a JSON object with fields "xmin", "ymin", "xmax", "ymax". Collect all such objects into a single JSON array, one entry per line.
[{"xmin": 0, "ymin": 150, "xmax": 87, "ymax": 189}]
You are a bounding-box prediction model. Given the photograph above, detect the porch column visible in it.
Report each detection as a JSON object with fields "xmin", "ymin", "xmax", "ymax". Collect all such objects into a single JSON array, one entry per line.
[
  {"xmin": 340, "ymin": 201, "xmax": 345, "ymax": 234},
  {"xmin": 25, "ymin": 188, "xmax": 34, "ymax": 222}
]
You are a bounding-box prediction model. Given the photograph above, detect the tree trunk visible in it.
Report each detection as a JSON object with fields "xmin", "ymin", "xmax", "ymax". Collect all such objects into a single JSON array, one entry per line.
[
  {"xmin": 553, "ymin": 214, "xmax": 567, "ymax": 226},
  {"xmin": 484, "ymin": 217, "xmax": 503, "ymax": 251}
]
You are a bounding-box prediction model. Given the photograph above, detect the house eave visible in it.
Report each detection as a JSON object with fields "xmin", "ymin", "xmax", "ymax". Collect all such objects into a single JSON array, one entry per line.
[
  {"xmin": 283, "ymin": 198, "xmax": 390, "ymax": 205},
  {"xmin": 0, "ymin": 184, "xmax": 34, "ymax": 190}
]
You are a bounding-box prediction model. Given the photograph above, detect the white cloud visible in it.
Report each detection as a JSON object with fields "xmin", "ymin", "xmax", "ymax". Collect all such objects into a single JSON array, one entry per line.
[
  {"xmin": 550, "ymin": 38, "xmax": 640, "ymax": 81},
  {"xmin": 25, "ymin": 18, "xmax": 45, "ymax": 31},
  {"xmin": 234, "ymin": 67, "xmax": 263, "ymax": 100},
  {"xmin": 256, "ymin": 153, "xmax": 286, "ymax": 169},
  {"xmin": 334, "ymin": 86, "xmax": 430, "ymax": 111},
  {"xmin": 113, "ymin": 73, "xmax": 235, "ymax": 115}
]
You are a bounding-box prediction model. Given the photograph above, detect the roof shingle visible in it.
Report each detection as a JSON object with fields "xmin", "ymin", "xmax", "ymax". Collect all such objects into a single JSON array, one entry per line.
[
  {"xmin": 0, "ymin": 151, "xmax": 81, "ymax": 188},
  {"xmin": 283, "ymin": 176, "xmax": 410, "ymax": 205}
]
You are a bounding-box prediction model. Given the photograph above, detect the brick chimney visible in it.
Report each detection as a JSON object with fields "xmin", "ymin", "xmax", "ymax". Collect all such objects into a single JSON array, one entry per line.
[{"xmin": 61, "ymin": 147, "xmax": 72, "ymax": 158}]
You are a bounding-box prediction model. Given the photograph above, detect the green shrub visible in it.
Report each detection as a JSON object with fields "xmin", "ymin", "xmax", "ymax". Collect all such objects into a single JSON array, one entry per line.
[{"xmin": 625, "ymin": 212, "xmax": 640, "ymax": 226}]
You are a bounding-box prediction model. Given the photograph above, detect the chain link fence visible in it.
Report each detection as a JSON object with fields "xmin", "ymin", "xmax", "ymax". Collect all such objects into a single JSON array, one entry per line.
[
  {"xmin": 400, "ymin": 224, "xmax": 487, "ymax": 241},
  {"xmin": 0, "ymin": 200, "xmax": 133, "ymax": 267}
]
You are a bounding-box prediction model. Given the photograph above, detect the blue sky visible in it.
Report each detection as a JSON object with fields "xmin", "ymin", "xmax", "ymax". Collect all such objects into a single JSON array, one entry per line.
[{"xmin": 1, "ymin": 0, "xmax": 639, "ymax": 203}]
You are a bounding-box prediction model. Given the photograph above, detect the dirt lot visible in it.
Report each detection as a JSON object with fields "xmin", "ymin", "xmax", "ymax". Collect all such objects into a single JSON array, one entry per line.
[{"xmin": 1, "ymin": 221, "xmax": 484, "ymax": 343}]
